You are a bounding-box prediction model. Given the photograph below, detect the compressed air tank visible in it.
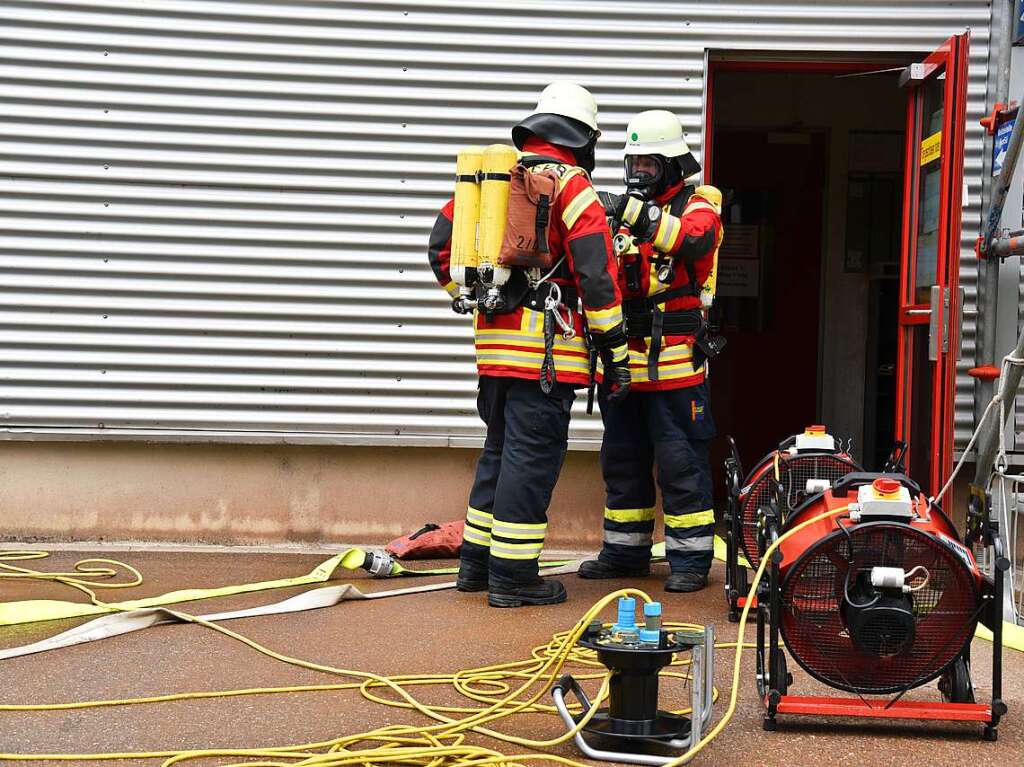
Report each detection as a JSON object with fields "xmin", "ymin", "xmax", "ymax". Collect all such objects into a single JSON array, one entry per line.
[
  {"xmin": 478, "ymin": 144, "xmax": 518, "ymax": 305},
  {"xmin": 451, "ymin": 146, "xmax": 483, "ymax": 290},
  {"xmin": 693, "ymin": 186, "xmax": 723, "ymax": 308}
]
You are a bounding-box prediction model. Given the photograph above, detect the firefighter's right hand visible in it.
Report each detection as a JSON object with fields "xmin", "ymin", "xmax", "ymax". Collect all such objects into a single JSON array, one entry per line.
[
  {"xmin": 451, "ymin": 296, "xmax": 474, "ymax": 315},
  {"xmin": 622, "ymin": 196, "xmax": 660, "ymax": 241},
  {"xmin": 603, "ymin": 352, "xmax": 631, "ymax": 401},
  {"xmin": 596, "ymin": 326, "xmax": 631, "ymax": 401}
]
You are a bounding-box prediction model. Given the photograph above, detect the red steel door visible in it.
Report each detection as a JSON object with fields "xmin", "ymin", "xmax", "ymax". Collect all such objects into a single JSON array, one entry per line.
[{"xmin": 895, "ymin": 33, "xmax": 969, "ymax": 495}]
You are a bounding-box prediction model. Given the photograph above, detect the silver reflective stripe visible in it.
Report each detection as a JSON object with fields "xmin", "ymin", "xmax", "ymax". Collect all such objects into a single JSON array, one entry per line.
[
  {"xmin": 603, "ymin": 530, "xmax": 653, "ymax": 547},
  {"xmin": 665, "ymin": 535, "xmax": 714, "ymax": 552}
]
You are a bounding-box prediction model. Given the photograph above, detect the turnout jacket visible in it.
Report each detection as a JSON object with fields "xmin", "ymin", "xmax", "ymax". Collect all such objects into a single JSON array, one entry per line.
[{"xmin": 617, "ymin": 182, "xmax": 723, "ymax": 391}]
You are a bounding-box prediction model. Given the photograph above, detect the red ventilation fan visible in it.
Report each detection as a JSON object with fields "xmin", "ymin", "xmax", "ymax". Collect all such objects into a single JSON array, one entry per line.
[
  {"xmin": 724, "ymin": 427, "xmax": 862, "ymax": 621},
  {"xmin": 754, "ymin": 471, "xmax": 1008, "ymax": 739}
]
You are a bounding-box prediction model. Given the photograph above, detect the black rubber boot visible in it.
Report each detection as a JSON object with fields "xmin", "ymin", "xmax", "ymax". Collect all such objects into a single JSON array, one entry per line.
[
  {"xmin": 488, "ymin": 578, "xmax": 567, "ymax": 608},
  {"xmin": 456, "ymin": 557, "xmax": 489, "ymax": 592},
  {"xmin": 578, "ymin": 559, "xmax": 651, "ymax": 579},
  {"xmin": 665, "ymin": 571, "xmax": 708, "ymax": 593}
]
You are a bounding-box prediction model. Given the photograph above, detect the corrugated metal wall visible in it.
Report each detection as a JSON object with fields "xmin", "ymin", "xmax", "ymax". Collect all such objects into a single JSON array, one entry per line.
[{"xmin": 0, "ymin": 0, "xmax": 995, "ymax": 447}]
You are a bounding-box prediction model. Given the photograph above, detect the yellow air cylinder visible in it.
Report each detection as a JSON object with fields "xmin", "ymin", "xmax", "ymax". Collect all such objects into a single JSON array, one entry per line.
[
  {"xmin": 478, "ymin": 144, "xmax": 518, "ymax": 293},
  {"xmin": 451, "ymin": 146, "xmax": 484, "ymax": 289},
  {"xmin": 693, "ymin": 186, "xmax": 724, "ymax": 309}
]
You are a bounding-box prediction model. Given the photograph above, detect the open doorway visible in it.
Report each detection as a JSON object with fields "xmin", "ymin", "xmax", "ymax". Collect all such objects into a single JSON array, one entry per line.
[{"xmin": 705, "ymin": 60, "xmax": 909, "ymax": 480}]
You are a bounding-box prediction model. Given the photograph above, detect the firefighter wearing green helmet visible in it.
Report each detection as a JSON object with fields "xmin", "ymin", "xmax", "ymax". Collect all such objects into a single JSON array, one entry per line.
[{"xmin": 581, "ymin": 109, "xmax": 725, "ymax": 593}]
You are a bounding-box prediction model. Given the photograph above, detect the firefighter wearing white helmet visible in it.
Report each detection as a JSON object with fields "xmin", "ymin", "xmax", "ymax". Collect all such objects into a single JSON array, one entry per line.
[
  {"xmin": 427, "ymin": 82, "xmax": 629, "ymax": 608},
  {"xmin": 581, "ymin": 109, "xmax": 725, "ymax": 594}
]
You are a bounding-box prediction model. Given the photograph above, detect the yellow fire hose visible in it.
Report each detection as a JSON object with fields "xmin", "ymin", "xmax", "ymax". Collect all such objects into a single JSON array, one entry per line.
[
  {"xmin": 0, "ymin": 541, "xmax": 738, "ymax": 629},
  {"xmin": 0, "ymin": 507, "xmax": 854, "ymax": 766},
  {"xmin": 0, "ymin": 547, "xmax": 579, "ymax": 627}
]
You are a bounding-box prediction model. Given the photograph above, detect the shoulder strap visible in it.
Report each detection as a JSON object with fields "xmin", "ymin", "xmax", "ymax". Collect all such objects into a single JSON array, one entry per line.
[{"xmin": 669, "ymin": 185, "xmax": 693, "ymax": 217}]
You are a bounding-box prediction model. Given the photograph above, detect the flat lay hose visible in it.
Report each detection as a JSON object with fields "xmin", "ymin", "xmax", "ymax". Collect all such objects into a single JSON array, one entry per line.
[{"xmin": 0, "ymin": 506, "xmax": 852, "ymax": 766}]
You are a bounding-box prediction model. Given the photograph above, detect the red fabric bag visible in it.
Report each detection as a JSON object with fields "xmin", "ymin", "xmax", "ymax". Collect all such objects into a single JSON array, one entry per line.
[{"xmin": 385, "ymin": 521, "xmax": 464, "ymax": 559}]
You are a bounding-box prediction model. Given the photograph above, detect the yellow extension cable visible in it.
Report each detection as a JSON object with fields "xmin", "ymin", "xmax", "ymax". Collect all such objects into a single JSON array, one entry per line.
[{"xmin": 0, "ymin": 507, "xmax": 849, "ymax": 767}]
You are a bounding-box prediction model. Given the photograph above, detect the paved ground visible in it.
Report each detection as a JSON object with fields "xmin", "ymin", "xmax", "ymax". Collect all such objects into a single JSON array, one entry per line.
[{"xmin": 0, "ymin": 547, "xmax": 1020, "ymax": 766}]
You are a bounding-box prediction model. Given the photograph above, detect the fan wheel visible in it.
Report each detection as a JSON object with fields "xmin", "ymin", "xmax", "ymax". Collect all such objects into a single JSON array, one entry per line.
[
  {"xmin": 756, "ymin": 646, "xmax": 791, "ymax": 696},
  {"xmin": 938, "ymin": 656, "xmax": 975, "ymax": 703}
]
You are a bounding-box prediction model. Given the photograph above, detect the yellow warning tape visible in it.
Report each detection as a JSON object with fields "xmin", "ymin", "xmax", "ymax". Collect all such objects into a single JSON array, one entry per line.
[{"xmin": 974, "ymin": 619, "xmax": 1024, "ymax": 652}]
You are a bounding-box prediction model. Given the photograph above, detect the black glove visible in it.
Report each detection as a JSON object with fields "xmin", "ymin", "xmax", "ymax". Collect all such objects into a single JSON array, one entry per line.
[
  {"xmin": 597, "ymin": 190, "xmax": 624, "ymax": 219},
  {"xmin": 451, "ymin": 296, "xmax": 473, "ymax": 315},
  {"xmin": 595, "ymin": 326, "xmax": 631, "ymax": 401},
  {"xmin": 621, "ymin": 196, "xmax": 661, "ymax": 242}
]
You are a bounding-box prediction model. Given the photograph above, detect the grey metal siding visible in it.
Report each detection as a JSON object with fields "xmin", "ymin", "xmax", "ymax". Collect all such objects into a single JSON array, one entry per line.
[{"xmin": 0, "ymin": 0, "xmax": 993, "ymax": 447}]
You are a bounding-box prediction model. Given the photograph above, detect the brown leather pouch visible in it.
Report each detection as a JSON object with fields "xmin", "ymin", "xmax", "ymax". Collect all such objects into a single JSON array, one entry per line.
[{"xmin": 498, "ymin": 164, "xmax": 559, "ymax": 270}]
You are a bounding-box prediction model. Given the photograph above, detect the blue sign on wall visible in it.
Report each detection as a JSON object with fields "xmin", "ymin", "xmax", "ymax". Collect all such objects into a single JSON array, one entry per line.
[
  {"xmin": 994, "ymin": 116, "xmax": 1016, "ymax": 176},
  {"xmin": 1017, "ymin": 3, "xmax": 1024, "ymax": 45}
]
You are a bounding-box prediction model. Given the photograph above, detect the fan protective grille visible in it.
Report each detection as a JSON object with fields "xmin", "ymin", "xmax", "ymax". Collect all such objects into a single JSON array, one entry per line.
[
  {"xmin": 739, "ymin": 453, "xmax": 860, "ymax": 566},
  {"xmin": 779, "ymin": 522, "xmax": 980, "ymax": 695}
]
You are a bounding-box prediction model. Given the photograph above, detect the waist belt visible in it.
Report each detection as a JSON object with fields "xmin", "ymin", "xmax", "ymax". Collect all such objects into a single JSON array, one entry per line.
[
  {"xmin": 624, "ymin": 308, "xmax": 702, "ymax": 338},
  {"xmin": 524, "ymin": 281, "xmax": 578, "ymax": 312},
  {"xmin": 623, "ymin": 306, "xmax": 703, "ymax": 382},
  {"xmin": 476, "ymin": 278, "xmax": 577, "ymax": 315}
]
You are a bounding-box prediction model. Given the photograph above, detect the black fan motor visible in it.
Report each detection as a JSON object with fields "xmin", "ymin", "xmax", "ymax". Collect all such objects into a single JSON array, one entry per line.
[{"xmin": 841, "ymin": 571, "xmax": 916, "ymax": 658}]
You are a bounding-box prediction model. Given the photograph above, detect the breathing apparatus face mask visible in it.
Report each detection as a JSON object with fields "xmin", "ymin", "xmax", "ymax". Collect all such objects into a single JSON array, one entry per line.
[{"xmin": 623, "ymin": 154, "xmax": 681, "ymax": 198}]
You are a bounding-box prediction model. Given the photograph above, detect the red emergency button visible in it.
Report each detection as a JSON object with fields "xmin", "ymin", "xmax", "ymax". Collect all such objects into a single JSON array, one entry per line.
[{"xmin": 873, "ymin": 478, "xmax": 902, "ymax": 497}]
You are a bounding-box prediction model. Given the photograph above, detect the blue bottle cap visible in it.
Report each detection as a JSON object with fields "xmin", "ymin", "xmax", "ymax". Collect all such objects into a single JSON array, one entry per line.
[
  {"xmin": 644, "ymin": 601, "xmax": 662, "ymax": 617},
  {"xmin": 613, "ymin": 596, "xmax": 637, "ymax": 632}
]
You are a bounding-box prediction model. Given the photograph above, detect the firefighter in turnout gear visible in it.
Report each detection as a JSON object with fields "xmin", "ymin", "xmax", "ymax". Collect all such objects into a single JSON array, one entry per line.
[
  {"xmin": 427, "ymin": 82, "xmax": 630, "ymax": 607},
  {"xmin": 580, "ymin": 110, "xmax": 724, "ymax": 593}
]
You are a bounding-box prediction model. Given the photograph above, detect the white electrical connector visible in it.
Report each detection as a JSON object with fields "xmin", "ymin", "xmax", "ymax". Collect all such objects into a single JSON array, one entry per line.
[
  {"xmin": 870, "ymin": 566, "xmax": 908, "ymax": 591},
  {"xmin": 869, "ymin": 565, "xmax": 930, "ymax": 593},
  {"xmin": 805, "ymin": 478, "xmax": 832, "ymax": 494}
]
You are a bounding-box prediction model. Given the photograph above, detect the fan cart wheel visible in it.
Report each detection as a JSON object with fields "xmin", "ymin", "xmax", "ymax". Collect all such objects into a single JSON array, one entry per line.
[{"xmin": 939, "ymin": 656, "xmax": 975, "ymax": 704}]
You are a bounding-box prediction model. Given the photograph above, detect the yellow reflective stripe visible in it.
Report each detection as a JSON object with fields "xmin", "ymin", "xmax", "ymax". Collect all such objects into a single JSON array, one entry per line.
[
  {"xmin": 490, "ymin": 540, "xmax": 544, "ymax": 560},
  {"xmin": 665, "ymin": 509, "xmax": 715, "ymax": 528},
  {"xmin": 627, "ymin": 347, "xmax": 693, "ymax": 364},
  {"xmin": 527, "ymin": 308, "xmax": 543, "ymax": 334},
  {"xmin": 557, "ymin": 168, "xmax": 586, "ymax": 191},
  {"xmin": 476, "ymin": 335, "xmax": 588, "ymax": 352},
  {"xmin": 492, "ymin": 519, "xmax": 547, "ymax": 533},
  {"xmin": 636, "ymin": 344, "xmax": 693, "ymax": 362},
  {"xmin": 585, "ymin": 305, "xmax": 623, "ymax": 332},
  {"xmin": 463, "ymin": 526, "xmax": 492, "ymax": 546},
  {"xmin": 561, "ymin": 186, "xmax": 600, "ymax": 229},
  {"xmin": 652, "ymin": 212, "xmax": 682, "ymax": 252},
  {"xmin": 466, "ymin": 507, "xmax": 493, "ymax": 529},
  {"xmin": 605, "ymin": 507, "xmax": 656, "ymax": 523},
  {"xmin": 490, "ymin": 548, "xmax": 542, "ymax": 561},
  {"xmin": 492, "ymin": 521, "xmax": 546, "ymax": 541},
  {"xmin": 476, "ymin": 352, "xmax": 591, "ymax": 372},
  {"xmin": 622, "ymin": 195, "xmax": 645, "ymax": 226},
  {"xmin": 443, "ymin": 281, "xmax": 460, "ymax": 298}
]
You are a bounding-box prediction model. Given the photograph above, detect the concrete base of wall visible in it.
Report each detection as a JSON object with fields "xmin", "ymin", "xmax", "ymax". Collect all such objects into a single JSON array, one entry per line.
[
  {"xmin": 5, "ymin": 441, "xmax": 1018, "ymax": 578},
  {"xmin": 0, "ymin": 442, "xmax": 609, "ymax": 547}
]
